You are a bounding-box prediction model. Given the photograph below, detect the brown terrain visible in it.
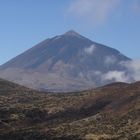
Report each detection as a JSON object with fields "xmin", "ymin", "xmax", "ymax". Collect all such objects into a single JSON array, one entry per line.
[{"xmin": 0, "ymin": 78, "xmax": 139, "ymax": 140}]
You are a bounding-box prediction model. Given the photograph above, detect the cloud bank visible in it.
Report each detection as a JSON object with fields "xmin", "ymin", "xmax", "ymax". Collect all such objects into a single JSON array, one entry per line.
[
  {"xmin": 123, "ymin": 60, "xmax": 140, "ymax": 81},
  {"xmin": 102, "ymin": 59, "xmax": 140, "ymax": 83},
  {"xmin": 102, "ymin": 70, "xmax": 129, "ymax": 83},
  {"xmin": 68, "ymin": 0, "xmax": 140, "ymax": 26},
  {"xmin": 68, "ymin": 0, "xmax": 120, "ymax": 25}
]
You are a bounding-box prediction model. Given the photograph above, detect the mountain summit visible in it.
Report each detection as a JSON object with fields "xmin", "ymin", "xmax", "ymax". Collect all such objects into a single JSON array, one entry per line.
[
  {"xmin": 0, "ymin": 30, "xmax": 131, "ymax": 91},
  {"xmin": 64, "ymin": 30, "xmax": 81, "ymax": 36}
]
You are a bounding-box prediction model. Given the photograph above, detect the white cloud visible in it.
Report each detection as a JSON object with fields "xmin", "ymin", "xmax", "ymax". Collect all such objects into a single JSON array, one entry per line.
[
  {"xmin": 84, "ymin": 44, "xmax": 96, "ymax": 54},
  {"xmin": 102, "ymin": 59, "xmax": 140, "ymax": 83},
  {"xmin": 102, "ymin": 70, "xmax": 130, "ymax": 83},
  {"xmin": 104, "ymin": 55, "xmax": 117, "ymax": 64},
  {"xmin": 122, "ymin": 60, "xmax": 140, "ymax": 81},
  {"xmin": 68, "ymin": 0, "xmax": 120, "ymax": 25}
]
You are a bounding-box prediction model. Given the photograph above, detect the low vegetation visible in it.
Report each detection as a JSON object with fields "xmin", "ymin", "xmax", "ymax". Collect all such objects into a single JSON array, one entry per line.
[{"xmin": 0, "ymin": 79, "xmax": 139, "ymax": 140}]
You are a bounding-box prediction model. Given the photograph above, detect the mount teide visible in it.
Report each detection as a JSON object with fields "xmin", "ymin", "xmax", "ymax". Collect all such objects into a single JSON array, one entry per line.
[{"xmin": 0, "ymin": 30, "xmax": 131, "ymax": 91}]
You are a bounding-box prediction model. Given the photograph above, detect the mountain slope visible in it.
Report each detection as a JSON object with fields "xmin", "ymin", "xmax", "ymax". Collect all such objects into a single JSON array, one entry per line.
[
  {"xmin": 0, "ymin": 79, "xmax": 139, "ymax": 140},
  {"xmin": 0, "ymin": 30, "xmax": 131, "ymax": 91}
]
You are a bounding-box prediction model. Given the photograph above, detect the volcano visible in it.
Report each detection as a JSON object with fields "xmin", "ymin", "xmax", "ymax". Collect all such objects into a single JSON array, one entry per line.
[{"xmin": 0, "ymin": 30, "xmax": 131, "ymax": 91}]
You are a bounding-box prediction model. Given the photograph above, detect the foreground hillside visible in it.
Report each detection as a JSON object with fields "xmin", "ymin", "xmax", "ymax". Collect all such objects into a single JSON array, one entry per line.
[{"xmin": 0, "ymin": 79, "xmax": 139, "ymax": 140}]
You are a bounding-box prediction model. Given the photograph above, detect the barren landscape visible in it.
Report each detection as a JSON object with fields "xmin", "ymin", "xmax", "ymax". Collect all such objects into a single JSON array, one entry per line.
[{"xmin": 0, "ymin": 79, "xmax": 139, "ymax": 140}]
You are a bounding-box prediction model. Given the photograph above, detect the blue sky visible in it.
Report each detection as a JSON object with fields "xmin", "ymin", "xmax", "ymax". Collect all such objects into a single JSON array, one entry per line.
[{"xmin": 0, "ymin": 0, "xmax": 140, "ymax": 65}]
